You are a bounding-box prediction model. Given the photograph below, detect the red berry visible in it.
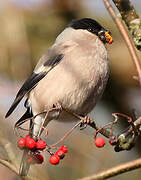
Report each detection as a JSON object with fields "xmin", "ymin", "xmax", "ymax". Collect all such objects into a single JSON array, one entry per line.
[
  {"xmin": 49, "ymin": 155, "xmax": 60, "ymax": 165},
  {"xmin": 109, "ymin": 136, "xmax": 118, "ymax": 146},
  {"xmin": 59, "ymin": 145, "xmax": 66, "ymax": 149},
  {"xmin": 26, "ymin": 153, "xmax": 44, "ymax": 164},
  {"xmin": 35, "ymin": 154, "xmax": 44, "ymax": 164},
  {"xmin": 26, "ymin": 135, "xmax": 30, "ymax": 140},
  {"xmin": 59, "ymin": 145, "xmax": 68, "ymax": 153},
  {"xmin": 95, "ymin": 137, "xmax": 105, "ymax": 148},
  {"xmin": 55, "ymin": 150, "xmax": 65, "ymax": 159},
  {"xmin": 36, "ymin": 140, "xmax": 46, "ymax": 150},
  {"xmin": 17, "ymin": 137, "xmax": 26, "ymax": 149},
  {"xmin": 26, "ymin": 138, "xmax": 36, "ymax": 149}
]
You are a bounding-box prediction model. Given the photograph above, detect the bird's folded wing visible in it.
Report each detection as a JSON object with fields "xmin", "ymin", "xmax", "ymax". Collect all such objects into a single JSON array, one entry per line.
[{"xmin": 5, "ymin": 54, "xmax": 64, "ymax": 118}]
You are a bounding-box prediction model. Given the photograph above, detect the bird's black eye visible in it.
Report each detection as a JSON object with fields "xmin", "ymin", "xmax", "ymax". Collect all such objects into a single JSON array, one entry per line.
[
  {"xmin": 99, "ymin": 35, "xmax": 106, "ymax": 42},
  {"xmin": 98, "ymin": 31, "xmax": 105, "ymax": 36},
  {"xmin": 98, "ymin": 31, "xmax": 106, "ymax": 43},
  {"xmin": 88, "ymin": 28, "xmax": 92, "ymax": 32}
]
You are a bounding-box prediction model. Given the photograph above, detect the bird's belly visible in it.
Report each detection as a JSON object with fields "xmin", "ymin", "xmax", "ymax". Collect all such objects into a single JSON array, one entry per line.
[
  {"xmin": 29, "ymin": 48, "xmax": 109, "ymax": 117},
  {"xmin": 29, "ymin": 70, "xmax": 108, "ymax": 117}
]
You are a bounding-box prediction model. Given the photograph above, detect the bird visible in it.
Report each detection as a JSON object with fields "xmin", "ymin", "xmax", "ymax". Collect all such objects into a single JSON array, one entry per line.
[{"xmin": 5, "ymin": 18, "xmax": 113, "ymax": 176}]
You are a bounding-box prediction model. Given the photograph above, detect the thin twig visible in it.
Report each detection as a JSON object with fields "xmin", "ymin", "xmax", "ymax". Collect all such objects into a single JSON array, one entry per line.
[
  {"xmin": 0, "ymin": 158, "xmax": 35, "ymax": 180},
  {"xmin": 62, "ymin": 107, "xmax": 111, "ymax": 138},
  {"xmin": 103, "ymin": 0, "xmax": 141, "ymax": 85},
  {"xmin": 0, "ymin": 158, "xmax": 18, "ymax": 175},
  {"xmin": 50, "ymin": 120, "xmax": 82, "ymax": 148},
  {"xmin": 78, "ymin": 158, "xmax": 141, "ymax": 180},
  {"xmin": 16, "ymin": 107, "xmax": 111, "ymax": 139},
  {"xmin": 3, "ymin": 141, "xmax": 18, "ymax": 167},
  {"xmin": 0, "ymin": 131, "xmax": 18, "ymax": 167}
]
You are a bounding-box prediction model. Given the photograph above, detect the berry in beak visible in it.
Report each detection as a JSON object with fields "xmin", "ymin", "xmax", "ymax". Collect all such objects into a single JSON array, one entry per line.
[{"xmin": 105, "ymin": 31, "xmax": 113, "ymax": 44}]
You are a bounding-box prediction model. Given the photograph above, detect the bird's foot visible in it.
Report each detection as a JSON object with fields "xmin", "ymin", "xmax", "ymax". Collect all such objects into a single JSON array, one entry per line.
[
  {"xmin": 79, "ymin": 116, "xmax": 93, "ymax": 130},
  {"xmin": 53, "ymin": 102, "xmax": 62, "ymax": 113},
  {"xmin": 47, "ymin": 102, "xmax": 62, "ymax": 119}
]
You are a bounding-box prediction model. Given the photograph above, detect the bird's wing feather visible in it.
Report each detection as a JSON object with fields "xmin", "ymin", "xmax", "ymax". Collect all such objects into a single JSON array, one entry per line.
[
  {"xmin": 14, "ymin": 107, "xmax": 33, "ymax": 127},
  {"xmin": 5, "ymin": 54, "xmax": 64, "ymax": 118}
]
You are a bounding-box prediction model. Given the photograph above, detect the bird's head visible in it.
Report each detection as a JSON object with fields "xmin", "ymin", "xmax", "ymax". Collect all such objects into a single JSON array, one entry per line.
[{"xmin": 68, "ymin": 18, "xmax": 113, "ymax": 44}]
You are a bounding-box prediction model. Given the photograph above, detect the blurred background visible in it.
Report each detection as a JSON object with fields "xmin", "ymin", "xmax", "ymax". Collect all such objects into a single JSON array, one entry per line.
[{"xmin": 0, "ymin": 0, "xmax": 141, "ymax": 179}]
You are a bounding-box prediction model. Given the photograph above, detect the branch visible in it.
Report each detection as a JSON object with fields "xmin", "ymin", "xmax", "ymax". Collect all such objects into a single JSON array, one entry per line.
[
  {"xmin": 0, "ymin": 132, "xmax": 18, "ymax": 167},
  {"xmin": 62, "ymin": 107, "xmax": 111, "ymax": 138},
  {"xmin": 78, "ymin": 158, "xmax": 141, "ymax": 180},
  {"xmin": 103, "ymin": 0, "xmax": 141, "ymax": 85},
  {"xmin": 0, "ymin": 152, "xmax": 35, "ymax": 180},
  {"xmin": 0, "ymin": 158, "xmax": 18, "ymax": 175},
  {"xmin": 112, "ymin": 0, "xmax": 141, "ymax": 51}
]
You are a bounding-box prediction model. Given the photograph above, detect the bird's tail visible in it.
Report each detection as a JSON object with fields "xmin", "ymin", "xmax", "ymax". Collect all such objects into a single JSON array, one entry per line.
[{"xmin": 19, "ymin": 149, "xmax": 30, "ymax": 176}]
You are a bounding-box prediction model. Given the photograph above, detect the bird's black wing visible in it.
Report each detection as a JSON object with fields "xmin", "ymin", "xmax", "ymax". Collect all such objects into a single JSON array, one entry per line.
[
  {"xmin": 5, "ymin": 54, "xmax": 64, "ymax": 118},
  {"xmin": 14, "ymin": 107, "xmax": 33, "ymax": 127}
]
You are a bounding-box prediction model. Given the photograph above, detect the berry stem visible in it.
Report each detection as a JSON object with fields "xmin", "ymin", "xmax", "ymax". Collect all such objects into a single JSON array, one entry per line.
[{"xmin": 50, "ymin": 121, "xmax": 82, "ymax": 148}]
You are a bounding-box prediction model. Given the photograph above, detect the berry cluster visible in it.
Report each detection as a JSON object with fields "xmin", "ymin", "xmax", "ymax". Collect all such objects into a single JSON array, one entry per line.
[
  {"xmin": 17, "ymin": 135, "xmax": 46, "ymax": 150},
  {"xmin": 17, "ymin": 135, "xmax": 47, "ymax": 165},
  {"xmin": 49, "ymin": 145, "xmax": 68, "ymax": 165},
  {"xmin": 17, "ymin": 135, "xmax": 68, "ymax": 165}
]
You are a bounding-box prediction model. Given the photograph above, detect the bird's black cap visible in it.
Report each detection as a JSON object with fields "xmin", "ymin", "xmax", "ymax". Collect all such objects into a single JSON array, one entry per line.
[
  {"xmin": 68, "ymin": 18, "xmax": 107, "ymax": 36},
  {"xmin": 68, "ymin": 18, "xmax": 113, "ymax": 44}
]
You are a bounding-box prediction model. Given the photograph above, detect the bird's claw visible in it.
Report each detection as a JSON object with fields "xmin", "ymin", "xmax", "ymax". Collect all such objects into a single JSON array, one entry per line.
[
  {"xmin": 80, "ymin": 116, "xmax": 93, "ymax": 130},
  {"xmin": 48, "ymin": 102, "xmax": 62, "ymax": 119},
  {"xmin": 53, "ymin": 102, "xmax": 62, "ymax": 113}
]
